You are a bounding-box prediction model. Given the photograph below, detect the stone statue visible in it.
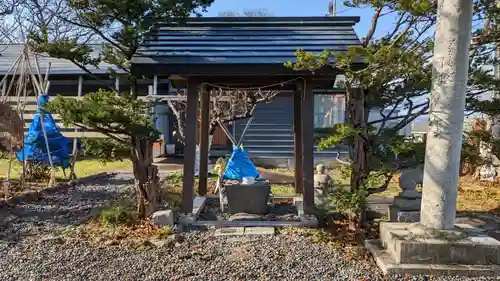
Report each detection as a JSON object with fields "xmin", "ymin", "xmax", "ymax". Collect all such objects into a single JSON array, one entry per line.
[
  {"xmin": 314, "ymin": 164, "xmax": 333, "ymax": 207},
  {"xmin": 314, "ymin": 164, "xmax": 332, "ymax": 188}
]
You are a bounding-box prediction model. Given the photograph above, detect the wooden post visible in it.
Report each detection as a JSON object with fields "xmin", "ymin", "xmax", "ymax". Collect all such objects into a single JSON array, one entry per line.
[
  {"xmin": 69, "ymin": 76, "xmax": 83, "ymax": 180},
  {"xmin": 293, "ymin": 82, "xmax": 304, "ymax": 194},
  {"xmin": 302, "ymin": 78, "xmax": 315, "ymax": 214},
  {"xmin": 182, "ymin": 78, "xmax": 199, "ymax": 213},
  {"xmin": 198, "ymin": 84, "xmax": 209, "ymax": 196},
  {"xmin": 1, "ymin": 76, "xmax": 6, "ymax": 97},
  {"xmin": 115, "ymin": 76, "xmax": 120, "ymax": 92}
]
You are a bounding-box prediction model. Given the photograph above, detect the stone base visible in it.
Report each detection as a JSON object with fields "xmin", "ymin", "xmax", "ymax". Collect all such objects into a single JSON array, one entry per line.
[
  {"xmin": 388, "ymin": 196, "xmax": 421, "ymax": 223},
  {"xmin": 365, "ymin": 222, "xmax": 500, "ymax": 277},
  {"xmin": 214, "ymin": 227, "xmax": 275, "ymax": 236},
  {"xmin": 179, "ymin": 196, "xmax": 318, "ymax": 231}
]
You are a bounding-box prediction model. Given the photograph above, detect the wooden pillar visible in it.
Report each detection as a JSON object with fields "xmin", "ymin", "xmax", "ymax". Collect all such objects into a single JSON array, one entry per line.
[
  {"xmin": 198, "ymin": 84, "xmax": 210, "ymax": 196},
  {"xmin": 115, "ymin": 77, "xmax": 120, "ymax": 92},
  {"xmin": 1, "ymin": 76, "xmax": 7, "ymax": 97},
  {"xmin": 182, "ymin": 78, "xmax": 200, "ymax": 213},
  {"xmin": 293, "ymin": 82, "xmax": 304, "ymax": 194},
  {"xmin": 302, "ymin": 78, "xmax": 314, "ymax": 214}
]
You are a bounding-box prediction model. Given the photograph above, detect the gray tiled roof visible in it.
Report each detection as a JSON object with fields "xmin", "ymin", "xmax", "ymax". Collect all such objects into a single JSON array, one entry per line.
[
  {"xmin": 0, "ymin": 44, "xmax": 125, "ymax": 75},
  {"xmin": 132, "ymin": 16, "xmax": 362, "ymax": 73}
]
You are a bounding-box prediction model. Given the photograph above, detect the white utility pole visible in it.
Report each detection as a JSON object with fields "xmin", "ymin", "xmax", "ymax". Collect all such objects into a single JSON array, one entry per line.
[
  {"xmin": 328, "ymin": 0, "xmax": 337, "ymax": 16},
  {"xmin": 420, "ymin": 0, "xmax": 474, "ymax": 230},
  {"xmin": 492, "ymin": 0, "xmax": 500, "ymax": 139}
]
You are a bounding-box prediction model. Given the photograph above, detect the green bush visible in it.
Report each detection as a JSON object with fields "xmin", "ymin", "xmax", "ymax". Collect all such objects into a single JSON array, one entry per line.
[
  {"xmin": 316, "ymin": 183, "xmax": 368, "ymax": 221},
  {"xmin": 156, "ymin": 226, "xmax": 173, "ymax": 239},
  {"xmin": 99, "ymin": 206, "xmax": 135, "ymax": 226}
]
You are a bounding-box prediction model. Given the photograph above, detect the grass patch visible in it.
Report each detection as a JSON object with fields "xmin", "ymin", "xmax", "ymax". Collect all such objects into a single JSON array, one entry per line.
[
  {"xmin": 0, "ymin": 159, "xmax": 133, "ymax": 197},
  {"xmin": 0, "ymin": 158, "xmax": 132, "ymax": 180},
  {"xmin": 271, "ymin": 184, "xmax": 295, "ymax": 195},
  {"xmin": 99, "ymin": 205, "xmax": 136, "ymax": 226},
  {"xmin": 458, "ymin": 177, "xmax": 500, "ymax": 216}
]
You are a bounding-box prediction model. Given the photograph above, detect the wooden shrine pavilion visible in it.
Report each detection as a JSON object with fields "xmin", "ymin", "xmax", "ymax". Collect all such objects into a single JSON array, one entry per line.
[{"xmin": 131, "ymin": 16, "xmax": 363, "ymax": 215}]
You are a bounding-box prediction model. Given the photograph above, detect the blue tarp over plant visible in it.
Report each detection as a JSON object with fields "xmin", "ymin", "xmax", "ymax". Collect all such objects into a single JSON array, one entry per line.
[
  {"xmin": 223, "ymin": 145, "xmax": 260, "ymax": 180},
  {"xmin": 17, "ymin": 95, "xmax": 70, "ymax": 168}
]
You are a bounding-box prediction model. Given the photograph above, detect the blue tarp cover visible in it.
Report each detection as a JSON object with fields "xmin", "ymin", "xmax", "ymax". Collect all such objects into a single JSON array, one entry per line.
[
  {"xmin": 17, "ymin": 95, "xmax": 70, "ymax": 168},
  {"xmin": 222, "ymin": 145, "xmax": 260, "ymax": 180}
]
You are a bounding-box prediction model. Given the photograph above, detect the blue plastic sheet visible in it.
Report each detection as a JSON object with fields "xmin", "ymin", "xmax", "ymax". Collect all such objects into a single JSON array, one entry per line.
[
  {"xmin": 222, "ymin": 145, "xmax": 260, "ymax": 180},
  {"xmin": 17, "ymin": 95, "xmax": 70, "ymax": 168}
]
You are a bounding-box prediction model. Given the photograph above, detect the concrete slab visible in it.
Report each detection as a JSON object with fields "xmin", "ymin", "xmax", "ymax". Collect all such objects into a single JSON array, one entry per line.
[
  {"xmin": 365, "ymin": 239, "xmax": 500, "ymax": 277},
  {"xmin": 192, "ymin": 196, "xmax": 207, "ymax": 218},
  {"xmin": 300, "ymin": 214, "xmax": 319, "ymax": 227},
  {"xmin": 244, "ymin": 227, "xmax": 275, "ymax": 236},
  {"xmin": 214, "ymin": 227, "xmax": 245, "ymax": 236},
  {"xmin": 294, "ymin": 198, "xmax": 304, "ymax": 216},
  {"xmin": 221, "ymin": 220, "xmax": 307, "ymax": 228},
  {"xmin": 380, "ymin": 222, "xmax": 500, "ymax": 265}
]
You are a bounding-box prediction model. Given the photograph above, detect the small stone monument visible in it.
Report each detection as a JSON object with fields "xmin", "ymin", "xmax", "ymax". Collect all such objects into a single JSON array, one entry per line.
[
  {"xmin": 314, "ymin": 164, "xmax": 333, "ymax": 207},
  {"xmin": 469, "ymin": 118, "xmax": 499, "ymax": 181},
  {"xmin": 388, "ymin": 166, "xmax": 423, "ymax": 223}
]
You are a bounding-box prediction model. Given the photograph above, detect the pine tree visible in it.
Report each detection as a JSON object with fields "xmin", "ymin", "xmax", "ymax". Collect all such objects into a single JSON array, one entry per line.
[
  {"xmin": 287, "ymin": 0, "xmax": 500, "ymax": 228},
  {"xmin": 28, "ymin": 0, "xmax": 215, "ymax": 217}
]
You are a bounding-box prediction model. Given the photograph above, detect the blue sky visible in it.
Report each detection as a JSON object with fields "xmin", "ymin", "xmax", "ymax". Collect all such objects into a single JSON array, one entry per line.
[{"xmin": 203, "ymin": 0, "xmax": 398, "ymax": 39}]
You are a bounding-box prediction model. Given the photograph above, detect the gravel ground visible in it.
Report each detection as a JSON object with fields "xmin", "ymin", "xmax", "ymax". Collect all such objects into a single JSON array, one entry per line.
[{"xmin": 0, "ymin": 173, "xmax": 498, "ymax": 281}]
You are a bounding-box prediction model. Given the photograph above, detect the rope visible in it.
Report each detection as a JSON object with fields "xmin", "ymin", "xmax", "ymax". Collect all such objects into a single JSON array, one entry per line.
[{"xmin": 202, "ymin": 77, "xmax": 306, "ymax": 91}]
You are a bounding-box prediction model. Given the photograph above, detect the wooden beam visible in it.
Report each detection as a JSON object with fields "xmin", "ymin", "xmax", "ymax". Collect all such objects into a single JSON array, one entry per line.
[
  {"xmin": 182, "ymin": 78, "xmax": 200, "ymax": 213},
  {"xmin": 198, "ymin": 83, "xmax": 210, "ymax": 196},
  {"xmin": 293, "ymin": 81, "xmax": 304, "ymax": 194},
  {"xmin": 302, "ymin": 78, "xmax": 315, "ymax": 215}
]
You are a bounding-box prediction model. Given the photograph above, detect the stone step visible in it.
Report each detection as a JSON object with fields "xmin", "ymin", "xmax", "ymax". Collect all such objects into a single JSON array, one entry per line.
[{"xmin": 380, "ymin": 222, "xmax": 500, "ymax": 266}]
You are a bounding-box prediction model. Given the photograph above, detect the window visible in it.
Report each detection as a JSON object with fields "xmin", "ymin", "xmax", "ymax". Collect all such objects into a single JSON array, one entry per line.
[{"xmin": 314, "ymin": 94, "xmax": 345, "ymax": 128}]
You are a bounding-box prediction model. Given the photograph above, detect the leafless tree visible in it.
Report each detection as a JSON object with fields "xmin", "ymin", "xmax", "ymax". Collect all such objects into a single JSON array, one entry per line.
[
  {"xmin": 168, "ymin": 88, "xmax": 280, "ymax": 145},
  {"xmin": 0, "ymin": 0, "xmax": 93, "ymax": 44},
  {"xmin": 218, "ymin": 9, "xmax": 273, "ymax": 17},
  {"xmin": 0, "ymin": 0, "xmax": 19, "ymax": 16}
]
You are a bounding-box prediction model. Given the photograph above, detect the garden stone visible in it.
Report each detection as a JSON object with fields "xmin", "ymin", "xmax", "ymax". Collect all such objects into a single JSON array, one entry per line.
[
  {"xmin": 152, "ymin": 210, "xmax": 174, "ymax": 227},
  {"xmin": 225, "ymin": 181, "xmax": 270, "ymax": 214}
]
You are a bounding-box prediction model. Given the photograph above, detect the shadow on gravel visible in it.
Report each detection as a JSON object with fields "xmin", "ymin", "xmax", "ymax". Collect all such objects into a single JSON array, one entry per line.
[
  {"xmin": 456, "ymin": 210, "xmax": 500, "ymax": 241},
  {"xmin": 97, "ymin": 177, "xmax": 134, "ymax": 186},
  {"xmin": 0, "ymin": 183, "xmax": 124, "ymax": 245}
]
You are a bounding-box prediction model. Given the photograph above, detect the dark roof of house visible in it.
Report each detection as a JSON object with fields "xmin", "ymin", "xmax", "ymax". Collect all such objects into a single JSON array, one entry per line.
[
  {"xmin": 0, "ymin": 44, "xmax": 125, "ymax": 75},
  {"xmin": 131, "ymin": 16, "xmax": 363, "ymax": 76}
]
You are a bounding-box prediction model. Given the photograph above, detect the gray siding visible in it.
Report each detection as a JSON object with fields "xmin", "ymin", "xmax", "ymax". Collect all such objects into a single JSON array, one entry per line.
[{"xmin": 234, "ymin": 93, "xmax": 347, "ymax": 159}]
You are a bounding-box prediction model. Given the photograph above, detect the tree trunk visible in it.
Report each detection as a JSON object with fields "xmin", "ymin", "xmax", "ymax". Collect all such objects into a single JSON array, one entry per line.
[
  {"xmin": 346, "ymin": 87, "xmax": 370, "ymax": 230},
  {"xmin": 130, "ymin": 137, "xmax": 159, "ymax": 218},
  {"xmin": 349, "ymin": 87, "xmax": 369, "ymax": 192}
]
